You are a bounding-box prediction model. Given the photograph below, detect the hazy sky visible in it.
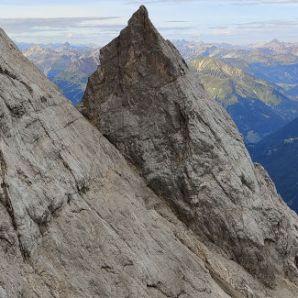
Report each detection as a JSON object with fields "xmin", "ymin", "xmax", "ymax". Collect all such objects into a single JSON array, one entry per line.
[{"xmin": 0, "ymin": 0, "xmax": 298, "ymax": 45}]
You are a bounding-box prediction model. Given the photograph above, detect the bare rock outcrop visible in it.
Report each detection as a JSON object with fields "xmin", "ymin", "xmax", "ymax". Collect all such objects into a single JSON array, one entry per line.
[
  {"xmin": 82, "ymin": 5, "xmax": 298, "ymax": 291},
  {"xmin": 0, "ymin": 28, "xmax": 241, "ymax": 297}
]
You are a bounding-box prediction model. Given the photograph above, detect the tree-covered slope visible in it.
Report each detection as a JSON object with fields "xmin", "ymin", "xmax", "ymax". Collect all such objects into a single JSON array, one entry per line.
[{"xmin": 250, "ymin": 117, "xmax": 298, "ymax": 212}]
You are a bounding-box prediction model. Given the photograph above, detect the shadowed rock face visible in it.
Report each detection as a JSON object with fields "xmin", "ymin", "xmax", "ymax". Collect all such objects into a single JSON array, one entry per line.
[{"xmin": 82, "ymin": 6, "xmax": 298, "ymax": 288}]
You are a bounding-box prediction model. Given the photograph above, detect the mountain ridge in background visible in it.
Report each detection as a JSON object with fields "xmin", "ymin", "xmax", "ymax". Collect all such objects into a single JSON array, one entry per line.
[
  {"xmin": 22, "ymin": 43, "xmax": 99, "ymax": 105},
  {"xmin": 174, "ymin": 39, "xmax": 298, "ymax": 101},
  {"xmin": 190, "ymin": 56, "xmax": 298, "ymax": 143}
]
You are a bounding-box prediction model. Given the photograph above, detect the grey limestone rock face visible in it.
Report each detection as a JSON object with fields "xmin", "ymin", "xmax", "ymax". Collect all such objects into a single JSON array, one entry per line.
[
  {"xmin": 82, "ymin": 5, "xmax": 298, "ymax": 290},
  {"xmin": 0, "ymin": 28, "xmax": 237, "ymax": 298},
  {"xmin": 1, "ymin": 23, "xmax": 287, "ymax": 298}
]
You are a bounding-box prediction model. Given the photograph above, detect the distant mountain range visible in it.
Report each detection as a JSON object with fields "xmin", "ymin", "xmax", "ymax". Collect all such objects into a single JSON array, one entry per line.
[
  {"xmin": 22, "ymin": 42, "xmax": 99, "ymax": 105},
  {"xmin": 175, "ymin": 39, "xmax": 298, "ymax": 101},
  {"xmin": 174, "ymin": 39, "xmax": 298, "ymax": 64}
]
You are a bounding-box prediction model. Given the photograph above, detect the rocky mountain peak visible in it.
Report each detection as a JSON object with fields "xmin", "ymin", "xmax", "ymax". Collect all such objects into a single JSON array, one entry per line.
[
  {"xmin": 128, "ymin": 5, "xmax": 148, "ymax": 24},
  {"xmin": 1, "ymin": 22, "xmax": 243, "ymax": 298},
  {"xmin": 82, "ymin": 5, "xmax": 298, "ymax": 291},
  {"xmin": 91, "ymin": 5, "xmax": 188, "ymax": 94},
  {"xmin": 1, "ymin": 6, "xmax": 298, "ymax": 298}
]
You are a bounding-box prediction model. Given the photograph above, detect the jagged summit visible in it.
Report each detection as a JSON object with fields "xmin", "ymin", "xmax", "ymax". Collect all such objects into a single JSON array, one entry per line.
[
  {"xmin": 128, "ymin": 5, "xmax": 148, "ymax": 23},
  {"xmin": 82, "ymin": 5, "xmax": 298, "ymax": 293},
  {"xmin": 83, "ymin": 5, "xmax": 190, "ymax": 121},
  {"xmin": 98, "ymin": 5, "xmax": 187, "ymax": 87}
]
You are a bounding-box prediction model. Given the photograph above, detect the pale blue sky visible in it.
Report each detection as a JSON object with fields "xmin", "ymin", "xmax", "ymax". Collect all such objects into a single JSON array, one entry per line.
[{"xmin": 0, "ymin": 0, "xmax": 298, "ymax": 45}]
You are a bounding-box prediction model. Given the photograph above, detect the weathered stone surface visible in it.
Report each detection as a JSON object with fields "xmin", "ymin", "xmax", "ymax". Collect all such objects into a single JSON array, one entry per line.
[
  {"xmin": 0, "ymin": 27, "xmax": 272, "ymax": 298},
  {"xmin": 82, "ymin": 5, "xmax": 298, "ymax": 292}
]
